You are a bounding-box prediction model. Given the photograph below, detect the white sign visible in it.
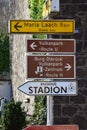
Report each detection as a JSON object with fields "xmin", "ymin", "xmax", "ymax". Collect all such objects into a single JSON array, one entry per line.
[{"xmin": 18, "ymin": 81, "xmax": 77, "ymax": 96}]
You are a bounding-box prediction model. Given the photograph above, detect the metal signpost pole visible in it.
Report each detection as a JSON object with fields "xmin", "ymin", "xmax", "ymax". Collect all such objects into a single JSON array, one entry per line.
[
  {"xmin": 46, "ymin": 34, "xmax": 53, "ymax": 126},
  {"xmin": 47, "ymin": 95, "xmax": 53, "ymax": 125}
]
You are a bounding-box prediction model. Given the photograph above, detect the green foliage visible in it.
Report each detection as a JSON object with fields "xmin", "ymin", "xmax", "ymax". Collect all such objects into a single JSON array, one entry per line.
[
  {"xmin": 28, "ymin": 0, "xmax": 45, "ymax": 19},
  {"xmin": 0, "ymin": 32, "xmax": 9, "ymax": 72},
  {"xmin": 29, "ymin": 96, "xmax": 46, "ymax": 125},
  {"xmin": 37, "ymin": 0, "xmax": 45, "ymax": 19},
  {"xmin": 30, "ymin": 0, "xmax": 39, "ymax": 19},
  {"xmin": 32, "ymin": 34, "xmax": 46, "ymax": 39},
  {"xmin": 1, "ymin": 99, "xmax": 26, "ymax": 130},
  {"xmin": 28, "ymin": 0, "xmax": 46, "ymax": 38}
]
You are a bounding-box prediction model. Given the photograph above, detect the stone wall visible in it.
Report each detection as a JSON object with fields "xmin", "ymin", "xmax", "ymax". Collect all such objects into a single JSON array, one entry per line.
[
  {"xmin": 9, "ymin": 0, "xmax": 34, "ymax": 115},
  {"xmin": 53, "ymin": 1, "xmax": 87, "ymax": 130},
  {"xmin": 0, "ymin": 0, "xmax": 10, "ymax": 32},
  {"xmin": 0, "ymin": 0, "xmax": 34, "ymax": 115}
]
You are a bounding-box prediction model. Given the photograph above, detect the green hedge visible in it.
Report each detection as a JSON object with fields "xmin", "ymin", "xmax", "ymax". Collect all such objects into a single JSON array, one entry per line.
[{"xmin": 1, "ymin": 99, "xmax": 26, "ymax": 130}]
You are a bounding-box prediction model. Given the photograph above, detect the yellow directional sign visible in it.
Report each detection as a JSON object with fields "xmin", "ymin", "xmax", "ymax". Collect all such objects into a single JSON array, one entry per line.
[{"xmin": 9, "ymin": 20, "xmax": 75, "ymax": 34}]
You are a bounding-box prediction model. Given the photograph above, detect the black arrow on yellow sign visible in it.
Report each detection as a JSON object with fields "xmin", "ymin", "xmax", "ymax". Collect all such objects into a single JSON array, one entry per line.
[
  {"xmin": 10, "ymin": 20, "xmax": 75, "ymax": 33},
  {"xmin": 14, "ymin": 22, "xmax": 22, "ymax": 31}
]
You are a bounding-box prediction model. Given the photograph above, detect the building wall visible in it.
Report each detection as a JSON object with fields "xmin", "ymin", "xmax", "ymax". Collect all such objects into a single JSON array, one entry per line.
[
  {"xmin": 0, "ymin": 0, "xmax": 34, "ymax": 115},
  {"xmin": 0, "ymin": 0, "xmax": 10, "ymax": 32},
  {"xmin": 52, "ymin": 1, "xmax": 87, "ymax": 130},
  {"xmin": 0, "ymin": 0, "xmax": 12, "ymax": 102},
  {"xmin": 10, "ymin": 0, "xmax": 34, "ymax": 115}
]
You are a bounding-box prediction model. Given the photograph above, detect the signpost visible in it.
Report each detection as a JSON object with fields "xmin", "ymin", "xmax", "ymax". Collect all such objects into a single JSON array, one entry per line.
[
  {"xmin": 27, "ymin": 39, "xmax": 76, "ymax": 53},
  {"xmin": 24, "ymin": 125, "xmax": 79, "ymax": 130},
  {"xmin": 11, "ymin": 7, "xmax": 76, "ymax": 126},
  {"xmin": 9, "ymin": 20, "xmax": 75, "ymax": 33},
  {"xmin": 27, "ymin": 55, "xmax": 76, "ymax": 79},
  {"xmin": 18, "ymin": 81, "xmax": 77, "ymax": 96}
]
